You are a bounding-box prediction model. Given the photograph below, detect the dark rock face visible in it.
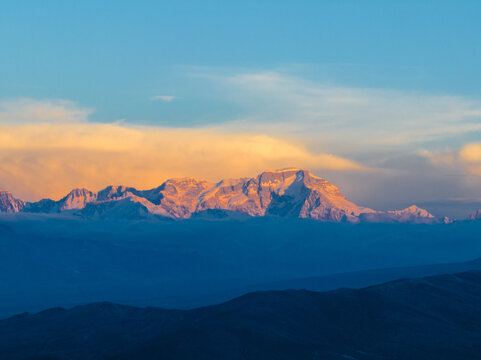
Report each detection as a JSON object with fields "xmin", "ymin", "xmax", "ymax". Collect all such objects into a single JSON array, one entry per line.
[{"xmin": 2, "ymin": 271, "xmax": 481, "ymax": 360}]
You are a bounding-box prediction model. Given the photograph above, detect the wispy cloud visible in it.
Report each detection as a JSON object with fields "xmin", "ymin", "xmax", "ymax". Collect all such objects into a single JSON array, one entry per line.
[
  {"xmin": 0, "ymin": 98, "xmax": 92, "ymax": 124},
  {"xmin": 193, "ymin": 69, "xmax": 481, "ymax": 154},
  {"xmin": 183, "ymin": 68, "xmax": 481, "ymax": 210},
  {"xmin": 423, "ymin": 143, "xmax": 481, "ymax": 177},
  {"xmin": 150, "ymin": 95, "xmax": 176, "ymax": 102}
]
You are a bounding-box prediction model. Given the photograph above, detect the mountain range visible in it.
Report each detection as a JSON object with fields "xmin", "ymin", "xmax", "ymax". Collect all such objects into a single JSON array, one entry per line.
[
  {"xmin": 2, "ymin": 168, "xmax": 474, "ymax": 223},
  {"xmin": 2, "ymin": 270, "xmax": 481, "ymax": 360}
]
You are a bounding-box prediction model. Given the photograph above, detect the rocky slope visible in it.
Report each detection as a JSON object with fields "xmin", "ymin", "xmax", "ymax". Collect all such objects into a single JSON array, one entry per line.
[
  {"xmin": 23, "ymin": 188, "xmax": 97, "ymax": 213},
  {"xmin": 2, "ymin": 169, "xmax": 436, "ymax": 223},
  {"xmin": 194, "ymin": 169, "xmax": 376, "ymax": 221},
  {"xmin": 0, "ymin": 189, "xmax": 25, "ymax": 213}
]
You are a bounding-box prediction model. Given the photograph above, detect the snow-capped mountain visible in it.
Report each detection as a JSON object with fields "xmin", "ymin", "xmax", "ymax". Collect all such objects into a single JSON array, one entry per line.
[
  {"xmin": 194, "ymin": 169, "xmax": 375, "ymax": 221},
  {"xmin": 24, "ymin": 188, "xmax": 97, "ymax": 213},
  {"xmin": 0, "ymin": 189, "xmax": 25, "ymax": 213},
  {"xmin": 359, "ymin": 205, "xmax": 436, "ymax": 224},
  {"xmin": 1, "ymin": 169, "xmax": 438, "ymax": 223}
]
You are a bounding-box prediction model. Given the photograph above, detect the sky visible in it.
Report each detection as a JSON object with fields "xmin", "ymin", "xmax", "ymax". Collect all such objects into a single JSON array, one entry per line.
[{"xmin": 1, "ymin": 0, "xmax": 481, "ymax": 217}]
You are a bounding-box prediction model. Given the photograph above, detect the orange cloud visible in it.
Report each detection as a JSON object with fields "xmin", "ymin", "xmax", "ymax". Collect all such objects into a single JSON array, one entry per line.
[
  {"xmin": 459, "ymin": 143, "xmax": 481, "ymax": 163},
  {"xmin": 0, "ymin": 123, "xmax": 366, "ymax": 201},
  {"xmin": 459, "ymin": 143, "xmax": 481, "ymax": 176},
  {"xmin": 422, "ymin": 143, "xmax": 481, "ymax": 178}
]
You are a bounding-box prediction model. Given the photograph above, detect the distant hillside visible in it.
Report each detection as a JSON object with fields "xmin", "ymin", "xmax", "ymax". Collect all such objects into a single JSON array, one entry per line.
[
  {"xmin": 2, "ymin": 271, "xmax": 481, "ymax": 360},
  {"xmin": 222, "ymin": 256, "xmax": 481, "ymax": 297},
  {"xmin": 1, "ymin": 215, "xmax": 481, "ymax": 318}
]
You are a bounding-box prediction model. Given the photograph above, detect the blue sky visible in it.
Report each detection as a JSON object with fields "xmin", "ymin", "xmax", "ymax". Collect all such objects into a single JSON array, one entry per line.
[
  {"xmin": 2, "ymin": 0, "xmax": 481, "ymax": 123},
  {"xmin": 0, "ymin": 0, "xmax": 481, "ymax": 215}
]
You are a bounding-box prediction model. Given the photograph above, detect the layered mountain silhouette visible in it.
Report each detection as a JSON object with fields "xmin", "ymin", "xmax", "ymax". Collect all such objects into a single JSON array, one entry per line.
[
  {"xmin": 225, "ymin": 256, "xmax": 481, "ymax": 296},
  {"xmin": 1, "ymin": 169, "xmax": 442, "ymax": 223},
  {"xmin": 2, "ymin": 270, "xmax": 481, "ymax": 360}
]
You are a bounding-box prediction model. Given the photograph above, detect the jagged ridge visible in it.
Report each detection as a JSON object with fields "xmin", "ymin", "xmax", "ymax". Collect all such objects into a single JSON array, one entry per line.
[
  {"xmin": 2, "ymin": 169, "xmax": 437, "ymax": 223},
  {"xmin": 0, "ymin": 189, "xmax": 25, "ymax": 213}
]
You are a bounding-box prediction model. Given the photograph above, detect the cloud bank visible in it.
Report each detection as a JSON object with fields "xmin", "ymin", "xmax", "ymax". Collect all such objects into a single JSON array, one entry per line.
[
  {"xmin": 0, "ymin": 99, "xmax": 363, "ymax": 200},
  {"xmin": 424, "ymin": 143, "xmax": 481, "ymax": 177},
  {"xmin": 2, "ymin": 67, "xmax": 481, "ymax": 211}
]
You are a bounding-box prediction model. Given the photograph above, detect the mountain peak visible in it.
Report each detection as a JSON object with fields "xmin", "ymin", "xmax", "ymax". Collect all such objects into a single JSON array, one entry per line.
[
  {"xmin": 262, "ymin": 168, "xmax": 316, "ymax": 178},
  {"xmin": 196, "ymin": 168, "xmax": 370, "ymax": 221},
  {"xmin": 399, "ymin": 205, "xmax": 434, "ymax": 217},
  {"xmin": 60, "ymin": 188, "xmax": 97, "ymax": 210},
  {"xmin": 0, "ymin": 189, "xmax": 25, "ymax": 213},
  {"xmin": 1, "ymin": 169, "xmax": 439, "ymax": 223},
  {"xmin": 97, "ymin": 185, "xmax": 131, "ymax": 202},
  {"xmin": 164, "ymin": 177, "xmax": 212, "ymax": 184},
  {"xmin": 274, "ymin": 168, "xmax": 322, "ymax": 177},
  {"xmin": 271, "ymin": 167, "xmax": 304, "ymax": 173},
  {"xmin": 468, "ymin": 209, "xmax": 481, "ymax": 220},
  {"xmin": 66, "ymin": 188, "xmax": 94, "ymax": 196}
]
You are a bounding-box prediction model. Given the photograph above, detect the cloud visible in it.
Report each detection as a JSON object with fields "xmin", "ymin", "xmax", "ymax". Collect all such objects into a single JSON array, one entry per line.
[
  {"xmin": 3, "ymin": 67, "xmax": 481, "ymax": 209},
  {"xmin": 150, "ymin": 95, "xmax": 176, "ymax": 102},
  {"xmin": 460, "ymin": 143, "xmax": 481, "ymax": 163},
  {"xmin": 0, "ymin": 98, "xmax": 92, "ymax": 124},
  {"xmin": 194, "ymin": 69, "xmax": 481, "ymax": 154},
  {"xmin": 422, "ymin": 143, "xmax": 481, "ymax": 178},
  {"xmin": 459, "ymin": 143, "xmax": 481, "ymax": 176},
  {"xmin": 0, "ymin": 100, "xmax": 365, "ymax": 200}
]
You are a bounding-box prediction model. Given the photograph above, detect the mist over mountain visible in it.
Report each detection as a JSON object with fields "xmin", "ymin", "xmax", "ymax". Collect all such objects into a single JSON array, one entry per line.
[
  {"xmin": 0, "ymin": 169, "xmax": 452, "ymax": 223},
  {"xmin": 1, "ymin": 168, "xmax": 480, "ymax": 318},
  {"xmin": 1, "ymin": 213, "xmax": 481, "ymax": 318}
]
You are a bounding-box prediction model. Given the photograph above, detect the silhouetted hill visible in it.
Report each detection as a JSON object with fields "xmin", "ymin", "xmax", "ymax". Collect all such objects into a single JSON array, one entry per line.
[
  {"xmin": 2, "ymin": 271, "xmax": 481, "ymax": 360},
  {"xmin": 232, "ymin": 256, "xmax": 481, "ymax": 294}
]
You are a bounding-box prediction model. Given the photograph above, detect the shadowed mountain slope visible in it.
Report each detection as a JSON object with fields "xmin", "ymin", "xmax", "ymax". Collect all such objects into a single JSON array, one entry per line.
[
  {"xmin": 223, "ymin": 256, "xmax": 481, "ymax": 296},
  {"xmin": 2, "ymin": 271, "xmax": 481, "ymax": 360}
]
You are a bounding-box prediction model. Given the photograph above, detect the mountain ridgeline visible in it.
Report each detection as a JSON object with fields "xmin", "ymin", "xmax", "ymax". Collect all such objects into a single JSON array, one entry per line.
[
  {"xmin": 0, "ymin": 168, "xmax": 477, "ymax": 222},
  {"xmin": 2, "ymin": 271, "xmax": 481, "ymax": 360}
]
